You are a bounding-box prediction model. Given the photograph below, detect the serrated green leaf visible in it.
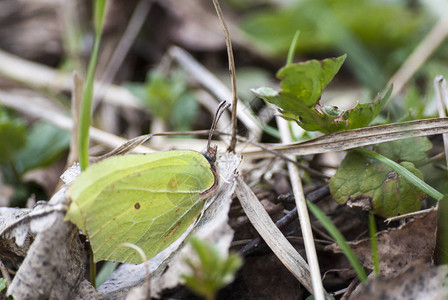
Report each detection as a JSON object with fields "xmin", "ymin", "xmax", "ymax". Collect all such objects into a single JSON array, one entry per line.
[
  {"xmin": 252, "ymin": 55, "xmax": 390, "ymax": 133},
  {"xmin": 15, "ymin": 121, "xmax": 70, "ymax": 174},
  {"xmin": 374, "ymin": 136, "xmax": 432, "ymax": 163},
  {"xmin": 330, "ymin": 151, "xmax": 425, "ymax": 218},
  {"xmin": 0, "ymin": 110, "xmax": 26, "ymax": 164}
]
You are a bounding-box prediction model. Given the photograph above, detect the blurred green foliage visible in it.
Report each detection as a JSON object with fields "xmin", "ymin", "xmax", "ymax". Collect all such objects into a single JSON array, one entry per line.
[
  {"xmin": 127, "ymin": 70, "xmax": 198, "ymax": 132},
  {"xmin": 15, "ymin": 121, "xmax": 71, "ymax": 175},
  {"xmin": 0, "ymin": 107, "xmax": 70, "ymax": 204},
  {"xmin": 181, "ymin": 236, "xmax": 242, "ymax": 300},
  {"xmin": 241, "ymin": 0, "xmax": 429, "ymax": 90},
  {"xmin": 0, "ymin": 110, "xmax": 27, "ymax": 166}
]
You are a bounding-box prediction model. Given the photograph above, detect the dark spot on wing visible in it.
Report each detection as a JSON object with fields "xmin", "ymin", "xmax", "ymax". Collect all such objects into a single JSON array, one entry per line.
[{"xmin": 134, "ymin": 203, "xmax": 141, "ymax": 209}]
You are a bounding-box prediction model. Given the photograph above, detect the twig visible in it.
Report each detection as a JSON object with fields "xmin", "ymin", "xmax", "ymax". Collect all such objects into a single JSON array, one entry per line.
[
  {"xmin": 243, "ymin": 118, "xmax": 448, "ymax": 158},
  {"xmin": 239, "ymin": 185, "xmax": 330, "ymax": 256},
  {"xmin": 277, "ymin": 117, "xmax": 326, "ymax": 300},
  {"xmin": 68, "ymin": 72, "xmax": 83, "ymax": 166}
]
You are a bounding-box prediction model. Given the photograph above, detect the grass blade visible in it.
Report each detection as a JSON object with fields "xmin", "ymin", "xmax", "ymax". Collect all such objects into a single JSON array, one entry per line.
[
  {"xmin": 356, "ymin": 148, "xmax": 443, "ymax": 201},
  {"xmin": 307, "ymin": 200, "xmax": 367, "ymax": 282},
  {"xmin": 78, "ymin": 0, "xmax": 107, "ymax": 170},
  {"xmin": 286, "ymin": 30, "xmax": 300, "ymax": 66}
]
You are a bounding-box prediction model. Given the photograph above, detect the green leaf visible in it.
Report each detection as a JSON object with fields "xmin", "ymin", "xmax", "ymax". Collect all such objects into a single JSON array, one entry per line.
[
  {"xmin": 252, "ymin": 55, "xmax": 390, "ymax": 133},
  {"xmin": 374, "ymin": 136, "xmax": 432, "ymax": 163},
  {"xmin": 0, "ymin": 110, "xmax": 26, "ymax": 164},
  {"xmin": 15, "ymin": 121, "xmax": 70, "ymax": 174},
  {"xmin": 330, "ymin": 151, "xmax": 426, "ymax": 218},
  {"xmin": 65, "ymin": 150, "xmax": 217, "ymax": 264}
]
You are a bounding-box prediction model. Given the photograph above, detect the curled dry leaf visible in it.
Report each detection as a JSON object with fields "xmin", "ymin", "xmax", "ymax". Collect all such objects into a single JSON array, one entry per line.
[
  {"xmin": 326, "ymin": 208, "xmax": 437, "ymax": 276},
  {"xmin": 7, "ymin": 187, "xmax": 88, "ymax": 299},
  {"xmin": 348, "ymin": 263, "xmax": 448, "ymax": 300},
  {"xmin": 0, "ymin": 207, "xmax": 33, "ymax": 268}
]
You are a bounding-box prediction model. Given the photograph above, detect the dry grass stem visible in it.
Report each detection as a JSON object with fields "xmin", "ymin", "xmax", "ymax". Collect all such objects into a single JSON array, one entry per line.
[
  {"xmin": 433, "ymin": 76, "xmax": 448, "ymax": 169},
  {"xmin": 243, "ymin": 118, "xmax": 448, "ymax": 158},
  {"xmin": 211, "ymin": 0, "xmax": 238, "ymax": 151},
  {"xmin": 169, "ymin": 46, "xmax": 262, "ymax": 140},
  {"xmin": 95, "ymin": 0, "xmax": 153, "ymax": 108},
  {"xmin": 0, "ymin": 49, "xmax": 141, "ymax": 109},
  {"xmin": 235, "ymin": 177, "xmax": 313, "ymax": 294},
  {"xmin": 277, "ymin": 117, "xmax": 326, "ymax": 300},
  {"xmin": 0, "ymin": 90, "xmax": 154, "ymax": 153},
  {"xmin": 388, "ymin": 14, "xmax": 448, "ymax": 97}
]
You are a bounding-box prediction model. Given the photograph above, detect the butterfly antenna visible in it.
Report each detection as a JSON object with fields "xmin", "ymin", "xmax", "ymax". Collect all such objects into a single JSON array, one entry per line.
[{"xmin": 206, "ymin": 101, "xmax": 230, "ymax": 154}]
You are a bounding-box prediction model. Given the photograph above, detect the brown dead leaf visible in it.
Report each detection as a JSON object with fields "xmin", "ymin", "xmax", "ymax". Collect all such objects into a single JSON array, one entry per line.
[
  {"xmin": 327, "ymin": 208, "xmax": 437, "ymax": 276},
  {"xmin": 348, "ymin": 263, "xmax": 448, "ymax": 300}
]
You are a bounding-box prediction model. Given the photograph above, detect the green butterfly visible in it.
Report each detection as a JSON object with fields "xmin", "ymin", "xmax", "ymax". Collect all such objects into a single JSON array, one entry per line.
[{"xmin": 65, "ymin": 103, "xmax": 228, "ymax": 264}]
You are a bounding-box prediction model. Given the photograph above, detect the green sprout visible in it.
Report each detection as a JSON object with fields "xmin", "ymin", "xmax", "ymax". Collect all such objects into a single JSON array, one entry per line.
[{"xmin": 181, "ymin": 236, "xmax": 243, "ymax": 300}]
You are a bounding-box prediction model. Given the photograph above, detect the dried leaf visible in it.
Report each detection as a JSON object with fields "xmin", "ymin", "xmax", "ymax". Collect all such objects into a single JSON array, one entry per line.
[
  {"xmin": 349, "ymin": 263, "xmax": 448, "ymax": 300},
  {"xmin": 327, "ymin": 209, "xmax": 437, "ymax": 275},
  {"xmin": 235, "ymin": 177, "xmax": 313, "ymax": 294},
  {"xmin": 244, "ymin": 118, "xmax": 448, "ymax": 158}
]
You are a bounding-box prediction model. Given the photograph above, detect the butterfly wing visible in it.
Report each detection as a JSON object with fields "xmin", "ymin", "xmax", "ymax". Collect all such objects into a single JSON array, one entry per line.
[{"xmin": 66, "ymin": 150, "xmax": 216, "ymax": 264}]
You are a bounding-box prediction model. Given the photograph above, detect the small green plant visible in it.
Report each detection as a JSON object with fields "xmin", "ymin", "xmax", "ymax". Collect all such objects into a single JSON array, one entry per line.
[
  {"xmin": 181, "ymin": 236, "xmax": 242, "ymax": 300},
  {"xmin": 0, "ymin": 278, "xmax": 7, "ymax": 291},
  {"xmin": 252, "ymin": 54, "xmax": 390, "ymax": 134},
  {"xmin": 127, "ymin": 70, "xmax": 198, "ymax": 132},
  {"xmin": 0, "ymin": 109, "xmax": 70, "ymax": 206},
  {"xmin": 0, "ymin": 278, "xmax": 14, "ymax": 299}
]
